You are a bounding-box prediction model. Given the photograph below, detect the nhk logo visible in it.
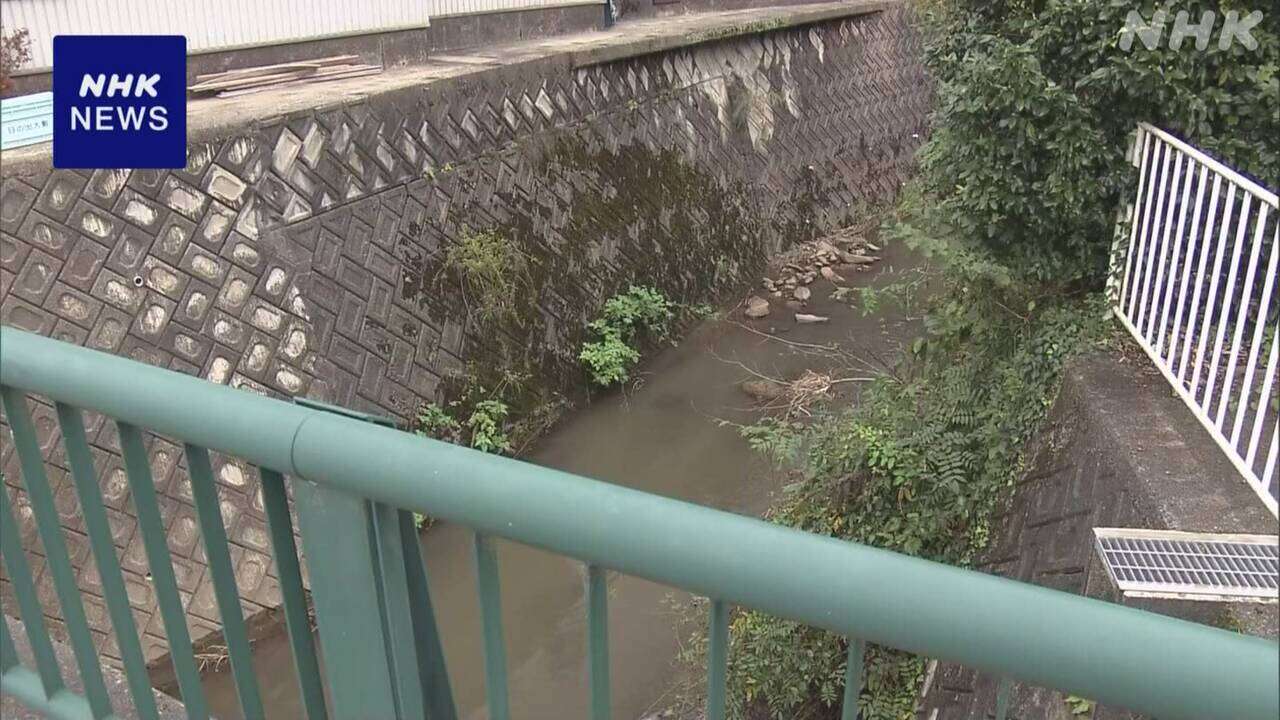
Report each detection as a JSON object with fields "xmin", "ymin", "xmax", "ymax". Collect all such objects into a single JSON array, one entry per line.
[
  {"xmin": 53, "ymin": 35, "xmax": 186, "ymax": 169},
  {"xmin": 72, "ymin": 73, "xmax": 170, "ymax": 131}
]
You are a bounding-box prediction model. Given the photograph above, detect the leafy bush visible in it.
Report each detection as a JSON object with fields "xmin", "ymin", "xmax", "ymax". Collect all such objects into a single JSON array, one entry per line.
[
  {"xmin": 414, "ymin": 397, "xmax": 512, "ymax": 454},
  {"xmin": 734, "ymin": 416, "xmax": 804, "ymax": 466},
  {"xmin": 918, "ymin": 36, "xmax": 1118, "ymax": 282},
  {"xmin": 917, "ymin": 0, "xmax": 1278, "ymax": 283},
  {"xmin": 580, "ymin": 285, "xmax": 674, "ymax": 386}
]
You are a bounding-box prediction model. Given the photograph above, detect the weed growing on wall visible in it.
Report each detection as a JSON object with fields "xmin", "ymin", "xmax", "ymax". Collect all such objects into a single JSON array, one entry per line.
[
  {"xmin": 466, "ymin": 399, "xmax": 514, "ymax": 454},
  {"xmin": 412, "ymin": 376, "xmax": 521, "ymax": 527},
  {"xmin": 442, "ymin": 228, "xmax": 530, "ymax": 325},
  {"xmin": 416, "ymin": 403, "xmax": 462, "ymax": 444},
  {"xmin": 414, "ymin": 378, "xmax": 517, "ymax": 456},
  {"xmin": 580, "ymin": 285, "xmax": 675, "ymax": 386}
]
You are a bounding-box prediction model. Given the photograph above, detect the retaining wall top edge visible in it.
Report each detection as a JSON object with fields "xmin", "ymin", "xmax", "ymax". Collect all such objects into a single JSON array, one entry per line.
[
  {"xmin": 1063, "ymin": 349, "xmax": 1276, "ymax": 535},
  {"xmin": 0, "ymin": 0, "xmax": 896, "ymax": 178}
]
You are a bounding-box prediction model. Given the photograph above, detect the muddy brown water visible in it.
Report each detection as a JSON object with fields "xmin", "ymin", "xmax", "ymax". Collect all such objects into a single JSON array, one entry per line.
[{"xmin": 201, "ymin": 244, "xmax": 922, "ymax": 720}]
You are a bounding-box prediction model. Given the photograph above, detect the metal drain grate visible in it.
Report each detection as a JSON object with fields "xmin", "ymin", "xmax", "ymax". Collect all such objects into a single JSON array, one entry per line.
[{"xmin": 1093, "ymin": 528, "xmax": 1279, "ymax": 602}]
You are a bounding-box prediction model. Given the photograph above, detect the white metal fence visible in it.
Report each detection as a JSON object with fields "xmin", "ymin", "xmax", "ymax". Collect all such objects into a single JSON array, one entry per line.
[{"xmin": 1111, "ymin": 123, "xmax": 1279, "ymax": 516}]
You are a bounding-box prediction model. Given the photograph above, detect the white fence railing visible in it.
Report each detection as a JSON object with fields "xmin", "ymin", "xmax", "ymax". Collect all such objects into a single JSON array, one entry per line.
[{"xmin": 1111, "ymin": 123, "xmax": 1279, "ymax": 517}]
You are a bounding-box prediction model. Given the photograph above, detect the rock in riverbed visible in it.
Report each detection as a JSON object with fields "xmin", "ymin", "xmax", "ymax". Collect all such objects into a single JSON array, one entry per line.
[
  {"xmin": 761, "ymin": 222, "xmax": 881, "ymax": 296},
  {"xmin": 744, "ymin": 295, "xmax": 771, "ymax": 319},
  {"xmin": 839, "ymin": 251, "xmax": 879, "ymax": 265},
  {"xmin": 741, "ymin": 379, "xmax": 786, "ymax": 400}
]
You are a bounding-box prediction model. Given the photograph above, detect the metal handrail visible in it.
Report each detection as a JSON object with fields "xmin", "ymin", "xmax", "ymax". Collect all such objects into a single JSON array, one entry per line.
[
  {"xmin": 1111, "ymin": 122, "xmax": 1279, "ymax": 515},
  {"xmin": 1, "ymin": 326, "xmax": 1278, "ymax": 720}
]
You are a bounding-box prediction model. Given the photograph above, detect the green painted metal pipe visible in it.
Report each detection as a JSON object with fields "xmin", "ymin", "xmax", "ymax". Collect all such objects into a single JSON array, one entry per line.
[
  {"xmin": 0, "ymin": 328, "xmax": 305, "ymax": 474},
  {"xmin": 0, "ymin": 667, "xmax": 96, "ymax": 720},
  {"xmin": 2, "ymin": 327, "xmax": 1278, "ymax": 720}
]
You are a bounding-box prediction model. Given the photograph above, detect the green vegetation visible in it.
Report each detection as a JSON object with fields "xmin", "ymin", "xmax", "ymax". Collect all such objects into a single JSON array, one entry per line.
[
  {"xmin": 416, "ymin": 403, "xmax": 462, "ymax": 443},
  {"xmin": 443, "ymin": 228, "xmax": 529, "ymax": 325},
  {"xmin": 580, "ymin": 285, "xmax": 675, "ymax": 386},
  {"xmin": 414, "ymin": 398, "xmax": 512, "ymax": 454},
  {"xmin": 412, "ymin": 375, "xmax": 522, "ymax": 528},
  {"xmin": 466, "ymin": 399, "xmax": 514, "ymax": 454},
  {"xmin": 735, "ymin": 416, "xmax": 804, "ymax": 466},
  {"xmin": 715, "ymin": 2, "xmax": 1278, "ymax": 718},
  {"xmin": 1065, "ymin": 694, "xmax": 1096, "ymax": 717}
]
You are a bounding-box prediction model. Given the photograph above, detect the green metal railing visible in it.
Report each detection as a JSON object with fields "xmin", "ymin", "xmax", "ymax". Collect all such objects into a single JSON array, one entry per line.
[{"xmin": 0, "ymin": 326, "xmax": 1276, "ymax": 720}]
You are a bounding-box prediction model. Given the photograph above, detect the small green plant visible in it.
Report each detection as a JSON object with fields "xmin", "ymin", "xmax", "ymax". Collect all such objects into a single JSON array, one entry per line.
[
  {"xmin": 416, "ymin": 403, "xmax": 461, "ymax": 443},
  {"xmin": 849, "ymin": 269, "xmax": 929, "ymax": 318},
  {"xmin": 411, "ymin": 392, "xmax": 513, "ymax": 527},
  {"xmin": 686, "ymin": 302, "xmax": 719, "ymax": 321},
  {"xmin": 579, "ymin": 285, "xmax": 674, "ymax": 386},
  {"xmin": 731, "ymin": 417, "xmax": 803, "ymax": 466},
  {"xmin": 1064, "ymin": 695, "xmax": 1095, "ymax": 716},
  {"xmin": 414, "ymin": 396, "xmax": 513, "ymax": 455},
  {"xmin": 598, "ymin": 285, "xmax": 675, "ymax": 338},
  {"xmin": 467, "ymin": 399, "xmax": 512, "ymax": 454},
  {"xmin": 443, "ymin": 228, "xmax": 528, "ymax": 325},
  {"xmin": 580, "ymin": 330, "xmax": 642, "ymax": 386}
]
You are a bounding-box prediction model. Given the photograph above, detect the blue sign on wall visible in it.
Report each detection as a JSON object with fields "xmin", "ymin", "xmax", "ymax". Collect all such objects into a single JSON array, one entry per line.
[{"xmin": 52, "ymin": 35, "xmax": 187, "ymax": 169}]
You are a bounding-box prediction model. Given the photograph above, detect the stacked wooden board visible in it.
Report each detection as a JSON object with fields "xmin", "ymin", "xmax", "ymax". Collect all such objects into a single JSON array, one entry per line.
[{"xmin": 188, "ymin": 55, "xmax": 382, "ymax": 98}]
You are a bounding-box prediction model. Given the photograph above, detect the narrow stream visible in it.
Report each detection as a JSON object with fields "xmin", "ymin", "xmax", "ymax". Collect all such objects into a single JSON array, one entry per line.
[{"xmin": 202, "ymin": 244, "xmax": 920, "ymax": 719}]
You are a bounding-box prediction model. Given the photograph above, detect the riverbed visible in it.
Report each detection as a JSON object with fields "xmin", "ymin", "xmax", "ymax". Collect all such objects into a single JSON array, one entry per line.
[{"xmin": 202, "ymin": 242, "xmax": 922, "ymax": 720}]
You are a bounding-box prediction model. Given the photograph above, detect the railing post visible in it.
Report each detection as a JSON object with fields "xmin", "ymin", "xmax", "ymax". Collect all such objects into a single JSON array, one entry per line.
[
  {"xmin": 841, "ymin": 638, "xmax": 864, "ymax": 720},
  {"xmin": 290, "ymin": 401, "xmax": 457, "ymax": 720},
  {"xmin": 706, "ymin": 600, "xmax": 729, "ymax": 720},
  {"xmin": 586, "ymin": 564, "xmax": 611, "ymax": 720},
  {"xmin": 399, "ymin": 508, "xmax": 458, "ymax": 720},
  {"xmin": 293, "ymin": 481, "xmax": 402, "ymax": 718},
  {"xmin": 473, "ymin": 532, "xmax": 511, "ymax": 720}
]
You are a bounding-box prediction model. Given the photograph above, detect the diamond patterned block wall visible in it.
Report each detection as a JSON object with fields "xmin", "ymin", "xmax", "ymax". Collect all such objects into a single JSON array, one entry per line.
[{"xmin": 0, "ymin": 7, "xmax": 931, "ymax": 668}]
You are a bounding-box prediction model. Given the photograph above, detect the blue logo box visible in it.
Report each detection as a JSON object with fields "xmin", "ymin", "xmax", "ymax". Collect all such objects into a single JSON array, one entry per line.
[{"xmin": 53, "ymin": 35, "xmax": 187, "ymax": 169}]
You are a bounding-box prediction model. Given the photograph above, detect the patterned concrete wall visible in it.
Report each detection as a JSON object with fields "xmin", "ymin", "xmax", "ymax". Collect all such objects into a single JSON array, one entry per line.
[{"xmin": 0, "ymin": 7, "xmax": 930, "ymax": 668}]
